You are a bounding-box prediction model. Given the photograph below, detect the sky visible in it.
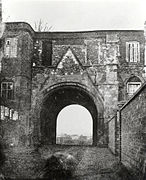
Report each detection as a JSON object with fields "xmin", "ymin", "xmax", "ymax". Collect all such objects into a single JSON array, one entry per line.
[
  {"xmin": 2, "ymin": 0, "xmax": 146, "ymax": 31},
  {"xmin": 57, "ymin": 105, "xmax": 92, "ymax": 136}
]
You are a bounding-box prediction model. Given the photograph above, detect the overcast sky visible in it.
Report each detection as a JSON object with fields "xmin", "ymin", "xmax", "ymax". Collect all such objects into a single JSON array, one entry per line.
[{"xmin": 2, "ymin": 0, "xmax": 146, "ymax": 31}]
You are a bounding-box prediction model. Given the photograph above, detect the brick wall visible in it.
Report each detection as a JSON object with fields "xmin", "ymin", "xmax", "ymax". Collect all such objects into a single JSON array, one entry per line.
[{"xmin": 120, "ymin": 83, "xmax": 146, "ymax": 179}]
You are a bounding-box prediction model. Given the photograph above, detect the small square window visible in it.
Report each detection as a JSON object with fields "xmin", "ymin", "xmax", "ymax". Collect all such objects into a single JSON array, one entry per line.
[{"xmin": 1, "ymin": 82, "xmax": 14, "ymax": 100}]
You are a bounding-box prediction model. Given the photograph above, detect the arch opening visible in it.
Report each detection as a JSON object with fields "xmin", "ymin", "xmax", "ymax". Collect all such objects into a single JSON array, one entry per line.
[
  {"xmin": 56, "ymin": 104, "xmax": 93, "ymax": 145},
  {"xmin": 40, "ymin": 84, "xmax": 102, "ymax": 146}
]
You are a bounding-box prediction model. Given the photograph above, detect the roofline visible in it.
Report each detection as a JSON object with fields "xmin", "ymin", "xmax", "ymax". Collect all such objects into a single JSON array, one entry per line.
[
  {"xmin": 5, "ymin": 21, "xmax": 144, "ymax": 33},
  {"xmin": 36, "ymin": 29, "xmax": 144, "ymax": 34},
  {"xmin": 120, "ymin": 81, "xmax": 146, "ymax": 111},
  {"xmin": 5, "ymin": 21, "xmax": 35, "ymax": 32}
]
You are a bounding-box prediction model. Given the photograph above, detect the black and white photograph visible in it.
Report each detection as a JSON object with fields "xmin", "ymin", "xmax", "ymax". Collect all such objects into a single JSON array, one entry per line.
[{"xmin": 0, "ymin": 0, "xmax": 146, "ymax": 179}]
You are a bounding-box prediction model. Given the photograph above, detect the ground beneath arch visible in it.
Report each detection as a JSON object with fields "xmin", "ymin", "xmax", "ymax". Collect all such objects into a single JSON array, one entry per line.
[{"xmin": 2, "ymin": 145, "xmax": 133, "ymax": 180}]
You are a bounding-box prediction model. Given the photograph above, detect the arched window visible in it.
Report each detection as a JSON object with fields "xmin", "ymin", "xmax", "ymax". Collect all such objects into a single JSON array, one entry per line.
[
  {"xmin": 1, "ymin": 81, "xmax": 14, "ymax": 100},
  {"xmin": 127, "ymin": 76, "xmax": 141, "ymax": 96}
]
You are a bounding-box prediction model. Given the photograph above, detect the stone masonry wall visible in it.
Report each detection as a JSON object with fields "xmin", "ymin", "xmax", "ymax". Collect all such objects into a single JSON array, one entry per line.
[
  {"xmin": 108, "ymin": 116, "xmax": 117, "ymax": 155},
  {"xmin": 1, "ymin": 24, "xmax": 33, "ymax": 146},
  {"xmin": 117, "ymin": 31, "xmax": 145, "ymax": 101},
  {"xmin": 108, "ymin": 112, "xmax": 120, "ymax": 156},
  {"xmin": 50, "ymin": 36, "xmax": 119, "ymax": 122},
  {"xmin": 1, "ymin": 23, "xmax": 145, "ymax": 148},
  {"xmin": 32, "ymin": 30, "xmax": 145, "ymax": 132},
  {"xmin": 120, "ymin": 83, "xmax": 146, "ymax": 179}
]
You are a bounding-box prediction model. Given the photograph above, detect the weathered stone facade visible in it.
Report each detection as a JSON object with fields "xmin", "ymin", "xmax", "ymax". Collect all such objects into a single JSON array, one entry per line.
[
  {"xmin": 0, "ymin": 22, "xmax": 146, "ymax": 146},
  {"xmin": 108, "ymin": 115, "xmax": 117, "ymax": 155}
]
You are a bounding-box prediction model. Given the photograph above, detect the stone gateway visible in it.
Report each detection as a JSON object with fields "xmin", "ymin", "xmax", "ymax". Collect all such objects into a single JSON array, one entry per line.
[{"xmin": 0, "ymin": 22, "xmax": 146, "ymax": 147}]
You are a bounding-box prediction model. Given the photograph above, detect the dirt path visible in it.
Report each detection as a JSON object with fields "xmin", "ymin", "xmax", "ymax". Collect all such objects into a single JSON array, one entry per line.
[
  {"xmin": 2, "ymin": 146, "xmax": 132, "ymax": 180},
  {"xmin": 73, "ymin": 147, "xmax": 132, "ymax": 180}
]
